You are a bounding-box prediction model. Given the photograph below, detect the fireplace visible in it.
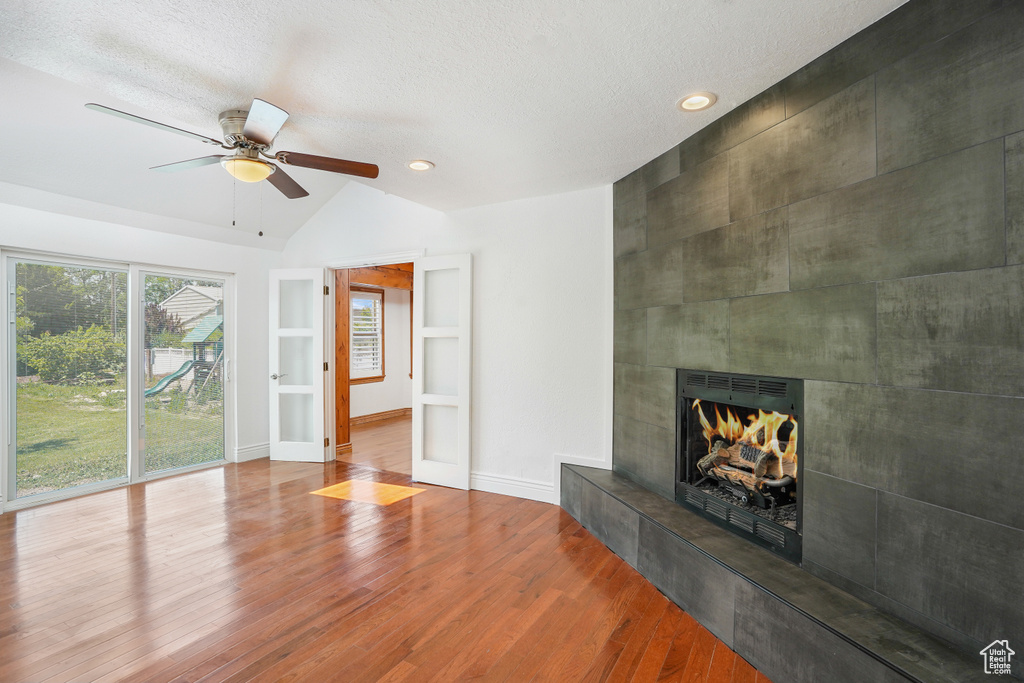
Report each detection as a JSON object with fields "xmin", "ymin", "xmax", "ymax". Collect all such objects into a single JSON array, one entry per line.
[{"xmin": 676, "ymin": 370, "xmax": 803, "ymax": 563}]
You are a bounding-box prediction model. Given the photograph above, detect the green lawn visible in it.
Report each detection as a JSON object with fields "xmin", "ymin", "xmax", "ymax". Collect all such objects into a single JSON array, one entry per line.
[{"xmin": 15, "ymin": 382, "xmax": 223, "ymax": 498}]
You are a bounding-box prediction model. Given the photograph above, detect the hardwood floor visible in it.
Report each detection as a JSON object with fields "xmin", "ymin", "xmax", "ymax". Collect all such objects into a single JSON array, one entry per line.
[
  {"xmin": 342, "ymin": 414, "xmax": 412, "ymax": 475},
  {"xmin": 0, "ymin": 421, "xmax": 774, "ymax": 682}
]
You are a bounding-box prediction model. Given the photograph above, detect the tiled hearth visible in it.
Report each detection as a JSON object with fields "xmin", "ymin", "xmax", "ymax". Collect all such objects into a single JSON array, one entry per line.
[{"xmin": 561, "ymin": 465, "xmax": 979, "ymax": 683}]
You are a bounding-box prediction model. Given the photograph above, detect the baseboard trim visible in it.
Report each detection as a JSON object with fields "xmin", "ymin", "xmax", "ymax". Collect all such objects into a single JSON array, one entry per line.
[
  {"xmin": 351, "ymin": 407, "xmax": 411, "ymax": 425},
  {"xmin": 336, "ymin": 442, "xmax": 353, "ymax": 455},
  {"xmin": 470, "ymin": 472, "xmax": 556, "ymax": 504},
  {"xmin": 235, "ymin": 442, "xmax": 269, "ymax": 462}
]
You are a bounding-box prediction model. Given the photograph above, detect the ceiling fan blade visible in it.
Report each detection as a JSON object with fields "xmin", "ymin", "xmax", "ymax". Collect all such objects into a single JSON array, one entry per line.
[
  {"xmin": 243, "ymin": 99, "xmax": 289, "ymax": 146},
  {"xmin": 151, "ymin": 155, "xmax": 225, "ymax": 172},
  {"xmin": 85, "ymin": 103, "xmax": 224, "ymax": 147},
  {"xmin": 275, "ymin": 151, "xmax": 379, "ymax": 179},
  {"xmin": 266, "ymin": 165, "xmax": 309, "ymax": 199}
]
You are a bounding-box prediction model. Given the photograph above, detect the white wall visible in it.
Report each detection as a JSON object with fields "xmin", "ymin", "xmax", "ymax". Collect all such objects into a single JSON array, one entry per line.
[
  {"xmin": 282, "ymin": 181, "xmax": 614, "ymax": 503},
  {"xmin": 0, "ymin": 190, "xmax": 279, "ymax": 462},
  {"xmin": 351, "ymin": 287, "xmax": 412, "ymax": 417}
]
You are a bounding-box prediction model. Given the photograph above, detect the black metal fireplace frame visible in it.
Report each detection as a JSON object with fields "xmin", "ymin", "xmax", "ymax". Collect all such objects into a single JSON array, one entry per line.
[{"xmin": 676, "ymin": 369, "xmax": 804, "ymax": 564}]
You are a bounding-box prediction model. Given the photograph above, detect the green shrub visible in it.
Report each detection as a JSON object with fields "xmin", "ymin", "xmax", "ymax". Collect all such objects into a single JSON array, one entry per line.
[{"xmin": 21, "ymin": 326, "xmax": 126, "ymax": 384}]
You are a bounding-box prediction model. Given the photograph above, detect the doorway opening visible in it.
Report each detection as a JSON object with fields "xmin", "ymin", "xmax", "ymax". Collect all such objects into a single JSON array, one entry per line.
[{"xmin": 333, "ymin": 262, "xmax": 413, "ymax": 475}]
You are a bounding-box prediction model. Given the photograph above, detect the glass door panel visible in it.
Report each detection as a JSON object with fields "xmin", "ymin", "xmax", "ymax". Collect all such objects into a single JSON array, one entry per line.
[
  {"xmin": 142, "ymin": 275, "xmax": 225, "ymax": 474},
  {"xmin": 12, "ymin": 260, "xmax": 128, "ymax": 500}
]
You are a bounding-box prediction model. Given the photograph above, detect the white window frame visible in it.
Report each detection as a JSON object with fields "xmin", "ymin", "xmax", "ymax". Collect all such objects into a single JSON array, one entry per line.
[{"xmin": 350, "ymin": 286, "xmax": 384, "ymax": 383}]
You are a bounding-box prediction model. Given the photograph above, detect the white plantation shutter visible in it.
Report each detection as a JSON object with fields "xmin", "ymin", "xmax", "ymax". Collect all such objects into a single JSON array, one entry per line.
[{"xmin": 351, "ymin": 290, "xmax": 383, "ymax": 378}]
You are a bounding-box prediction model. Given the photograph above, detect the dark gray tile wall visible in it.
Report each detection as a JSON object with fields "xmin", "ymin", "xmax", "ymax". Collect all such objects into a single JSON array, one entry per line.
[
  {"xmin": 612, "ymin": 414, "xmax": 674, "ymax": 500},
  {"xmin": 875, "ymin": 3, "xmax": 1024, "ymax": 173},
  {"xmin": 728, "ymin": 78, "xmax": 876, "ymax": 221},
  {"xmin": 1009, "ymin": 132, "xmax": 1024, "ymax": 265},
  {"xmin": 801, "ymin": 471, "xmax": 876, "ymax": 590},
  {"xmin": 610, "ymin": 0, "xmax": 1021, "ymax": 661},
  {"xmin": 733, "ymin": 582, "xmax": 909, "ymax": 683},
  {"xmin": 646, "ymin": 301, "xmax": 729, "ymax": 371},
  {"xmin": 788, "ymin": 141, "xmax": 1005, "ymax": 289},
  {"xmin": 637, "ymin": 518, "xmax": 737, "ymax": 645},
  {"xmin": 646, "ymin": 154, "xmax": 729, "ymax": 246},
  {"xmin": 877, "ymin": 266, "xmax": 1024, "ymax": 396},
  {"xmin": 779, "ymin": 0, "xmax": 1011, "ymax": 118},
  {"xmin": 579, "ymin": 478, "xmax": 640, "ymax": 568},
  {"xmin": 681, "ymin": 208, "xmax": 789, "ymax": 302},
  {"xmin": 805, "ymin": 381, "xmax": 1024, "ymax": 531},
  {"xmin": 876, "ymin": 493, "xmax": 1024, "ymax": 651},
  {"xmin": 729, "ymin": 284, "xmax": 877, "ymax": 383}
]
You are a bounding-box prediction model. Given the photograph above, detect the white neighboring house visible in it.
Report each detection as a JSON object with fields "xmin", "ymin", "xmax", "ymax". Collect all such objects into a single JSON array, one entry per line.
[{"xmin": 160, "ymin": 285, "xmax": 223, "ymax": 330}]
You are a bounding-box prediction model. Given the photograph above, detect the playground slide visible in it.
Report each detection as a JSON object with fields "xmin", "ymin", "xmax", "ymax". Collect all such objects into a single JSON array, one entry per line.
[{"xmin": 145, "ymin": 360, "xmax": 195, "ymax": 398}]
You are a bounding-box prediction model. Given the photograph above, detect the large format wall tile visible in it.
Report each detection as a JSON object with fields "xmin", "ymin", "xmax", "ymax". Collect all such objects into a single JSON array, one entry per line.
[
  {"xmin": 646, "ymin": 154, "xmax": 729, "ymax": 246},
  {"xmin": 801, "ymin": 471, "xmax": 877, "ymax": 590},
  {"xmin": 805, "ymin": 381, "xmax": 1024, "ymax": 531},
  {"xmin": 614, "ymin": 308, "xmax": 646, "ymax": 365},
  {"xmin": 789, "ymin": 141, "xmax": 1005, "ymax": 289},
  {"xmin": 733, "ymin": 582, "xmax": 907, "ymax": 683},
  {"xmin": 613, "ymin": 171, "xmax": 647, "ymax": 257},
  {"xmin": 877, "ymin": 266, "xmax": 1024, "ymax": 396},
  {"xmin": 637, "ymin": 519, "xmax": 738, "ymax": 646},
  {"xmin": 781, "ymin": 0, "xmax": 1010, "ymax": 117},
  {"xmin": 613, "ymin": 414, "xmax": 674, "ymax": 499},
  {"xmin": 682, "ymin": 207, "xmax": 789, "ymax": 301},
  {"xmin": 642, "ymin": 146, "xmax": 680, "ymax": 193},
  {"xmin": 876, "ymin": 493, "xmax": 1024, "ymax": 649},
  {"xmin": 729, "ymin": 284, "xmax": 876, "ymax": 383},
  {"xmin": 1008, "ymin": 132, "xmax": 1024, "ymax": 266},
  {"xmin": 613, "ymin": 362, "xmax": 675, "ymax": 430},
  {"xmin": 560, "ymin": 464, "xmax": 582, "ymax": 520},
  {"xmin": 876, "ymin": 3, "xmax": 1024, "ymax": 173},
  {"xmin": 729, "ymin": 78, "xmax": 876, "ymax": 221},
  {"xmin": 678, "ymin": 86, "xmax": 785, "ymax": 174},
  {"xmin": 580, "ymin": 479, "xmax": 640, "ymax": 567},
  {"xmin": 646, "ymin": 302, "xmax": 729, "ymax": 371},
  {"xmin": 614, "ymin": 242, "xmax": 684, "ymax": 310}
]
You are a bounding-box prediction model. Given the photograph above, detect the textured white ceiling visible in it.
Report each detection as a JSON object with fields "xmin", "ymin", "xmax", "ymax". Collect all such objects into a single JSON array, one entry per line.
[{"xmin": 0, "ymin": 0, "xmax": 906, "ymax": 242}]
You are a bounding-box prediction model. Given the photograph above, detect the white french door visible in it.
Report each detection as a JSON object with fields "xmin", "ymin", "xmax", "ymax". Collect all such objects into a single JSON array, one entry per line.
[
  {"xmin": 411, "ymin": 254, "xmax": 472, "ymax": 489},
  {"xmin": 268, "ymin": 268, "xmax": 329, "ymax": 462}
]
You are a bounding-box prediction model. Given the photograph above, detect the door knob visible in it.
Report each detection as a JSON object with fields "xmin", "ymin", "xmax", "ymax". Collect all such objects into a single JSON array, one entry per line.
[{"xmin": 271, "ymin": 373, "xmax": 288, "ymax": 380}]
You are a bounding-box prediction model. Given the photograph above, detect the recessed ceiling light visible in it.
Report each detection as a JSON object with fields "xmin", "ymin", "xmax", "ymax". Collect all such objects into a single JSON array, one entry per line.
[
  {"xmin": 408, "ymin": 160, "xmax": 434, "ymax": 171},
  {"xmin": 677, "ymin": 92, "xmax": 717, "ymax": 112}
]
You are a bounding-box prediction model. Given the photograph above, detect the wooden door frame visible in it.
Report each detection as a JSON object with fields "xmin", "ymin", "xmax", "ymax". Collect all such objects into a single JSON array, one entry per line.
[{"xmin": 333, "ymin": 262, "xmax": 414, "ymax": 455}]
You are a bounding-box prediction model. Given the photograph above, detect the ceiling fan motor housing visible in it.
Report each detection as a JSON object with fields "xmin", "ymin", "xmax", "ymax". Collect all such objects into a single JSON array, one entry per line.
[{"xmin": 219, "ymin": 109, "xmax": 257, "ymax": 148}]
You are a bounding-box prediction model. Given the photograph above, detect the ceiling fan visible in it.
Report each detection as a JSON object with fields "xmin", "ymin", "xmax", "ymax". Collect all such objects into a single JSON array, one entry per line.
[{"xmin": 85, "ymin": 98, "xmax": 379, "ymax": 199}]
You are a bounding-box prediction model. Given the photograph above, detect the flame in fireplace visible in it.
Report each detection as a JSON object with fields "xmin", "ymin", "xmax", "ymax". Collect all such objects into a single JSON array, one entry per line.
[{"xmin": 692, "ymin": 399, "xmax": 798, "ymax": 462}]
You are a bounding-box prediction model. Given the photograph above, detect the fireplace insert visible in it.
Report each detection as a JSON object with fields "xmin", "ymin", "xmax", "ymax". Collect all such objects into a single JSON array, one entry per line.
[{"xmin": 676, "ymin": 369, "xmax": 803, "ymax": 563}]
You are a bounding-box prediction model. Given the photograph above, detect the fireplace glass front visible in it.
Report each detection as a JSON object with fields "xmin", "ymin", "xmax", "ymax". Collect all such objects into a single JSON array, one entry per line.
[{"xmin": 676, "ymin": 370, "xmax": 803, "ymax": 563}]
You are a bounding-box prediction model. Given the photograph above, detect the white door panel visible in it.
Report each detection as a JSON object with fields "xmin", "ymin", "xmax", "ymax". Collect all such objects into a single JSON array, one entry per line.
[
  {"xmin": 412, "ymin": 255, "xmax": 471, "ymax": 488},
  {"xmin": 269, "ymin": 269, "xmax": 327, "ymax": 462}
]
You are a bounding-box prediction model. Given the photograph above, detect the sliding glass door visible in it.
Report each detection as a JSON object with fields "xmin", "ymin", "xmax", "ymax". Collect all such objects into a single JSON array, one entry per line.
[
  {"xmin": 9, "ymin": 259, "xmax": 129, "ymax": 500},
  {"xmin": 5, "ymin": 257, "xmax": 230, "ymax": 508},
  {"xmin": 142, "ymin": 274, "xmax": 225, "ymax": 474}
]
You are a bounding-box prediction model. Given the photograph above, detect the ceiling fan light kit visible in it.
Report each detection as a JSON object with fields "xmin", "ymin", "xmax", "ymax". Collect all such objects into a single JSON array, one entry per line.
[{"xmin": 85, "ymin": 98, "xmax": 379, "ymax": 199}]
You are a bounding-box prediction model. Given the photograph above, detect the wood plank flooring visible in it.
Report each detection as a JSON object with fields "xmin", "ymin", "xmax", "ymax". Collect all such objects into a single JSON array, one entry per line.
[
  {"xmin": 0, "ymin": 420, "xmax": 774, "ymax": 682},
  {"xmin": 341, "ymin": 415, "xmax": 412, "ymax": 475}
]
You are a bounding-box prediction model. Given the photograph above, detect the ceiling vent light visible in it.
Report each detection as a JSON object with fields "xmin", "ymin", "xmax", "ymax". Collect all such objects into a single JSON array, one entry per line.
[
  {"xmin": 408, "ymin": 160, "xmax": 435, "ymax": 171},
  {"xmin": 677, "ymin": 92, "xmax": 717, "ymax": 112}
]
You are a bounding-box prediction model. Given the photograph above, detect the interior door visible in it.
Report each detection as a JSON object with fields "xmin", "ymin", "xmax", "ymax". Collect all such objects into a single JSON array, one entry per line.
[
  {"xmin": 269, "ymin": 268, "xmax": 328, "ymax": 462},
  {"xmin": 411, "ymin": 254, "xmax": 472, "ymax": 489}
]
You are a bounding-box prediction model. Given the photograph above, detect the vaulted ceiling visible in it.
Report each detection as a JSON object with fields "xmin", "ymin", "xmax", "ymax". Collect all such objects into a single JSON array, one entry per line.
[{"xmin": 0, "ymin": 0, "xmax": 906, "ymax": 242}]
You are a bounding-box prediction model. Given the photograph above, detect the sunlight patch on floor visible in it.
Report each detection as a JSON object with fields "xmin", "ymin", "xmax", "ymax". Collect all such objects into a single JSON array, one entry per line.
[{"xmin": 310, "ymin": 479, "xmax": 426, "ymax": 505}]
